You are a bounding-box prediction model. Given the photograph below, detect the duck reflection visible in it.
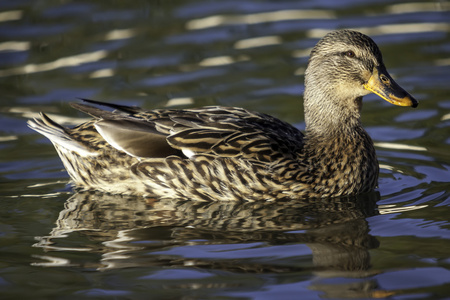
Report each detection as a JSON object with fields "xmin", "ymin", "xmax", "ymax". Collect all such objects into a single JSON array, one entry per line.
[{"xmin": 34, "ymin": 192, "xmax": 381, "ymax": 297}]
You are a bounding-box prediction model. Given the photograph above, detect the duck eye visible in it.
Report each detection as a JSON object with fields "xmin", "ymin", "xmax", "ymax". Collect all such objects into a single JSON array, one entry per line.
[{"xmin": 344, "ymin": 50, "xmax": 355, "ymax": 58}]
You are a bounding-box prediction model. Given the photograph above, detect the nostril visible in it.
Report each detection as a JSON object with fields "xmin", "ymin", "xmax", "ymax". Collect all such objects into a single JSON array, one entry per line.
[{"xmin": 380, "ymin": 74, "xmax": 390, "ymax": 84}]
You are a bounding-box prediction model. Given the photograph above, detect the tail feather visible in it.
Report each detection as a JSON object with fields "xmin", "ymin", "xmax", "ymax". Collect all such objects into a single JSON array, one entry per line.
[{"xmin": 28, "ymin": 113, "xmax": 95, "ymax": 156}]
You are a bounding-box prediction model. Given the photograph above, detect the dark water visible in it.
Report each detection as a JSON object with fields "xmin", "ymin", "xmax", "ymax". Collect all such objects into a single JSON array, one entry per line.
[{"xmin": 1, "ymin": 0, "xmax": 450, "ymax": 299}]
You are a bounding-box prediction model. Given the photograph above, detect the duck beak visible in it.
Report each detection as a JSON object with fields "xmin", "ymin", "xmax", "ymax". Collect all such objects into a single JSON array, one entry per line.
[{"xmin": 363, "ymin": 66, "xmax": 418, "ymax": 108}]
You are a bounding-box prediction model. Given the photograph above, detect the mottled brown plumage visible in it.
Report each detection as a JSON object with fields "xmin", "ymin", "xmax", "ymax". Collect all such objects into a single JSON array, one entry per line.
[{"xmin": 28, "ymin": 30, "xmax": 417, "ymax": 201}]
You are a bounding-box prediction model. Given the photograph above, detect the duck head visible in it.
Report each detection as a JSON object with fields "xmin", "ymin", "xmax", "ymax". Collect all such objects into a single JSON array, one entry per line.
[{"xmin": 304, "ymin": 30, "xmax": 418, "ymax": 133}]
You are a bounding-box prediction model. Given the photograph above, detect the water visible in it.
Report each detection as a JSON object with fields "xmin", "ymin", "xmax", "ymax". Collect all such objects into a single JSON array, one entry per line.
[{"xmin": 1, "ymin": 0, "xmax": 449, "ymax": 299}]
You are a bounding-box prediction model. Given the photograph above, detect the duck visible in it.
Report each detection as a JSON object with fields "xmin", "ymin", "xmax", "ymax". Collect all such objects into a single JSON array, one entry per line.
[{"xmin": 28, "ymin": 30, "xmax": 418, "ymax": 201}]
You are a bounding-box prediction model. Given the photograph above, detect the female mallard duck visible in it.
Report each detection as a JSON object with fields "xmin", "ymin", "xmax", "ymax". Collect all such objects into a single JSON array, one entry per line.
[{"xmin": 28, "ymin": 30, "xmax": 417, "ymax": 201}]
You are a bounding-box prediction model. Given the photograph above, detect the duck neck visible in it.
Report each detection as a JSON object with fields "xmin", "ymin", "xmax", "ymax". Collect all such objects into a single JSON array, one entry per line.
[
  {"xmin": 303, "ymin": 86, "xmax": 364, "ymax": 139},
  {"xmin": 301, "ymin": 87, "xmax": 378, "ymax": 196},
  {"xmin": 302, "ymin": 83, "xmax": 377, "ymax": 175}
]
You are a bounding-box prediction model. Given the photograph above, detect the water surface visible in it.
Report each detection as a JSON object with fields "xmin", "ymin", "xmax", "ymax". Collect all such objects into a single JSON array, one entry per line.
[{"xmin": 1, "ymin": 0, "xmax": 449, "ymax": 299}]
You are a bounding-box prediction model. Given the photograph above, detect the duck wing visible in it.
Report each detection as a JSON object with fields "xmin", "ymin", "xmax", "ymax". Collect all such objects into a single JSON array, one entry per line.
[{"xmin": 71, "ymin": 100, "xmax": 305, "ymax": 162}]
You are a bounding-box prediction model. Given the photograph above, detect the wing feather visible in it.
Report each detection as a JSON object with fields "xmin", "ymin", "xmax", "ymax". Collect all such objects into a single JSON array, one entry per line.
[{"xmin": 68, "ymin": 101, "xmax": 304, "ymax": 162}]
